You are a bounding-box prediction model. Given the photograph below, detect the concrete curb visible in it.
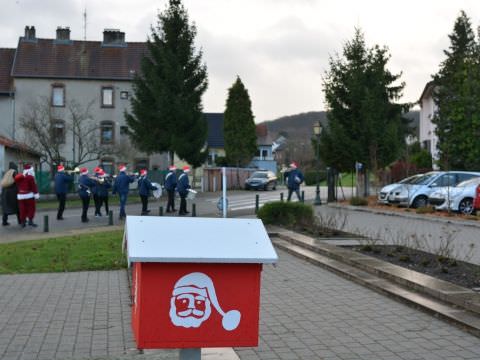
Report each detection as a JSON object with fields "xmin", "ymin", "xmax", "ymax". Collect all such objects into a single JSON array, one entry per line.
[
  {"xmin": 268, "ymin": 225, "xmax": 480, "ymax": 337},
  {"xmin": 327, "ymin": 203, "xmax": 480, "ymax": 229}
]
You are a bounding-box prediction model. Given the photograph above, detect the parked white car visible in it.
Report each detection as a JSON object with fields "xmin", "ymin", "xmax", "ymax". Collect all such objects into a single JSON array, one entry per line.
[
  {"xmin": 428, "ymin": 177, "xmax": 480, "ymax": 215},
  {"xmin": 377, "ymin": 174, "xmax": 423, "ymax": 204},
  {"xmin": 389, "ymin": 171, "xmax": 480, "ymax": 208}
]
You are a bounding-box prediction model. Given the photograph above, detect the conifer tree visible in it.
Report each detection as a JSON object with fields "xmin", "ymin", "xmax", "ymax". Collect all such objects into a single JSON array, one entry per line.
[
  {"xmin": 125, "ymin": 0, "xmax": 208, "ymax": 166},
  {"xmin": 224, "ymin": 76, "xmax": 258, "ymax": 168},
  {"xmin": 432, "ymin": 11, "xmax": 480, "ymax": 170},
  {"xmin": 320, "ymin": 29, "xmax": 409, "ymax": 174}
]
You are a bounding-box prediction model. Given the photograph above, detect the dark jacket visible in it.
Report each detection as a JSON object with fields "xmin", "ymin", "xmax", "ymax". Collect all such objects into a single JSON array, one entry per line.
[
  {"xmin": 112, "ymin": 172, "xmax": 135, "ymax": 195},
  {"xmin": 164, "ymin": 171, "xmax": 177, "ymax": 191},
  {"xmin": 78, "ymin": 175, "xmax": 96, "ymax": 198},
  {"xmin": 1, "ymin": 169, "xmax": 18, "ymax": 215},
  {"xmin": 285, "ymin": 168, "xmax": 304, "ymax": 190},
  {"xmin": 138, "ymin": 176, "xmax": 157, "ymax": 197},
  {"xmin": 177, "ymin": 172, "xmax": 191, "ymax": 196},
  {"xmin": 54, "ymin": 172, "xmax": 74, "ymax": 194},
  {"xmin": 94, "ymin": 177, "xmax": 111, "ymax": 197}
]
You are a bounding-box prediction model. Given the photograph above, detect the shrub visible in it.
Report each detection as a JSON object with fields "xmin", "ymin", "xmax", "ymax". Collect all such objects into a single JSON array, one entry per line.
[
  {"xmin": 257, "ymin": 201, "xmax": 314, "ymax": 228},
  {"xmin": 350, "ymin": 196, "xmax": 368, "ymax": 206},
  {"xmin": 416, "ymin": 206, "xmax": 435, "ymax": 214},
  {"xmin": 303, "ymin": 171, "xmax": 327, "ymax": 186}
]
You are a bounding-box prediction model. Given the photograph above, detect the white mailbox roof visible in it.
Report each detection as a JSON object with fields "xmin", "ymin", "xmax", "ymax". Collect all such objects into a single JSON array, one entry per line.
[{"xmin": 125, "ymin": 216, "xmax": 278, "ymax": 264}]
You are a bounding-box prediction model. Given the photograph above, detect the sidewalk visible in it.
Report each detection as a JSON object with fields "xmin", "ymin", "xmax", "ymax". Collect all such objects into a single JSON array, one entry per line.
[{"xmin": 1, "ymin": 250, "xmax": 480, "ymax": 360}]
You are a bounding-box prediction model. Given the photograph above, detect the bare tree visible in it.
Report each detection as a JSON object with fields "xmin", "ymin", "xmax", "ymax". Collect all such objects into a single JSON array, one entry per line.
[{"xmin": 19, "ymin": 97, "xmax": 111, "ymax": 172}]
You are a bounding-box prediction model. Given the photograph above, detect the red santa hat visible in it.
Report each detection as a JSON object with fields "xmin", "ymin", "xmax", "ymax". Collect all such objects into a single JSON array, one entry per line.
[
  {"xmin": 23, "ymin": 164, "xmax": 32, "ymax": 170},
  {"xmin": 118, "ymin": 164, "xmax": 127, "ymax": 172},
  {"xmin": 140, "ymin": 169, "xmax": 147, "ymax": 176},
  {"xmin": 80, "ymin": 167, "xmax": 88, "ymax": 175},
  {"xmin": 169, "ymin": 165, "xmax": 177, "ymax": 171},
  {"xmin": 57, "ymin": 165, "xmax": 65, "ymax": 172},
  {"xmin": 290, "ymin": 161, "xmax": 298, "ymax": 169},
  {"xmin": 94, "ymin": 166, "xmax": 102, "ymax": 173},
  {"xmin": 98, "ymin": 169, "xmax": 106, "ymax": 177},
  {"xmin": 182, "ymin": 165, "xmax": 190, "ymax": 173}
]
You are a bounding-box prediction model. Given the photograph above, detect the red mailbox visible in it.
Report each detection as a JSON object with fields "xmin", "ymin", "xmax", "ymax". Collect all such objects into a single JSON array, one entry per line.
[{"xmin": 124, "ymin": 216, "xmax": 278, "ymax": 349}]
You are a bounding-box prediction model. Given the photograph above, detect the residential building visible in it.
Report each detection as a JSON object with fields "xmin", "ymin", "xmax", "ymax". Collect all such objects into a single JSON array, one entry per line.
[
  {"xmin": 419, "ymin": 81, "xmax": 439, "ymax": 168},
  {"xmin": 0, "ymin": 26, "xmax": 168, "ymax": 174}
]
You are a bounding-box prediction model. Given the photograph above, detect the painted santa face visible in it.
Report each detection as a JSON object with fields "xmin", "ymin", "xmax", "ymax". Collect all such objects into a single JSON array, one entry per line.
[{"xmin": 169, "ymin": 291, "xmax": 212, "ymax": 328}]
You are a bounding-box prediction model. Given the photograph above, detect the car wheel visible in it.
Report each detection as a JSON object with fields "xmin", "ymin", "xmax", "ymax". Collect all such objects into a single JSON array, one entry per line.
[
  {"xmin": 272, "ymin": 182, "xmax": 277, "ymax": 191},
  {"xmin": 412, "ymin": 196, "xmax": 428, "ymax": 208},
  {"xmin": 459, "ymin": 198, "xmax": 474, "ymax": 215}
]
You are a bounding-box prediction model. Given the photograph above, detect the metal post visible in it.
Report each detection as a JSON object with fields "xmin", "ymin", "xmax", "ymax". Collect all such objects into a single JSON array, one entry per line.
[
  {"xmin": 301, "ymin": 191, "xmax": 305, "ymax": 203},
  {"xmin": 179, "ymin": 348, "xmax": 201, "ymax": 360},
  {"xmin": 255, "ymin": 194, "xmax": 259, "ymax": 213},
  {"xmin": 192, "ymin": 203, "xmax": 196, "ymax": 217},
  {"xmin": 222, "ymin": 167, "xmax": 227, "ymax": 218},
  {"xmin": 43, "ymin": 215, "xmax": 49, "ymax": 232},
  {"xmin": 108, "ymin": 210, "xmax": 113, "ymax": 225},
  {"xmin": 314, "ymin": 132, "xmax": 322, "ymax": 205},
  {"xmin": 159, "ymin": 206, "xmax": 163, "ymax": 216},
  {"xmin": 280, "ymin": 192, "xmax": 284, "ymax": 202}
]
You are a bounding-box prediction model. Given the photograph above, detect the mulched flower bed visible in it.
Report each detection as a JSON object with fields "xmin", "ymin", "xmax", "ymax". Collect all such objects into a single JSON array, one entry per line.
[{"xmin": 348, "ymin": 244, "xmax": 480, "ymax": 290}]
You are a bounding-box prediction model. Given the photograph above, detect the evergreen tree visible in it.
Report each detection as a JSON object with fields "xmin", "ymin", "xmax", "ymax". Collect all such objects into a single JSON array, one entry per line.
[
  {"xmin": 125, "ymin": 0, "xmax": 208, "ymax": 166},
  {"xmin": 432, "ymin": 11, "xmax": 480, "ymax": 170},
  {"xmin": 224, "ymin": 76, "xmax": 258, "ymax": 168},
  {"xmin": 320, "ymin": 29, "xmax": 409, "ymax": 174}
]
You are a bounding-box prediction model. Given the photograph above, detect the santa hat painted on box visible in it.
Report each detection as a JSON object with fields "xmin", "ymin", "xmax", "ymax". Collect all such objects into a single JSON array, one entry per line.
[{"xmin": 170, "ymin": 272, "xmax": 241, "ymax": 331}]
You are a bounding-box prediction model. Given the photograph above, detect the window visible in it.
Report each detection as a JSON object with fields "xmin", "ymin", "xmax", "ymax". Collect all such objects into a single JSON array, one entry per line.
[
  {"xmin": 120, "ymin": 91, "xmax": 129, "ymax": 100},
  {"xmin": 100, "ymin": 121, "xmax": 114, "ymax": 144},
  {"xmin": 120, "ymin": 126, "xmax": 129, "ymax": 136},
  {"xmin": 52, "ymin": 85, "xmax": 65, "ymax": 107},
  {"xmin": 52, "ymin": 120, "xmax": 65, "ymax": 144},
  {"xmin": 261, "ymin": 149, "xmax": 268, "ymax": 159},
  {"xmin": 101, "ymin": 87, "xmax": 114, "ymax": 107},
  {"xmin": 134, "ymin": 159, "xmax": 149, "ymax": 172},
  {"xmin": 100, "ymin": 159, "xmax": 114, "ymax": 175}
]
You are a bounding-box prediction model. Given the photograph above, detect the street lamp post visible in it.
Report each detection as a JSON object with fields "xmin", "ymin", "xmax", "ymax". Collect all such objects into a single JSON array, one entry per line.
[{"xmin": 313, "ymin": 121, "xmax": 322, "ymax": 205}]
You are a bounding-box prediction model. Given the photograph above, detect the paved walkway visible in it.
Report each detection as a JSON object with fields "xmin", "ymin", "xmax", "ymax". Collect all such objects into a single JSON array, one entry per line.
[{"xmin": 1, "ymin": 249, "xmax": 479, "ymax": 360}]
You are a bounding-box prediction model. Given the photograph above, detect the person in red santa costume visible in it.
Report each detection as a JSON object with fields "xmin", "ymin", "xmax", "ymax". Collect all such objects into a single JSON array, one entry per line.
[{"xmin": 14, "ymin": 164, "xmax": 40, "ymax": 227}]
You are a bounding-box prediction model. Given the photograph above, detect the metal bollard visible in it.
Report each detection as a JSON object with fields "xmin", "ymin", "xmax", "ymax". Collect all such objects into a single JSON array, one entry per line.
[
  {"xmin": 159, "ymin": 206, "xmax": 163, "ymax": 216},
  {"xmin": 280, "ymin": 192, "xmax": 284, "ymax": 202},
  {"xmin": 43, "ymin": 215, "xmax": 49, "ymax": 232},
  {"xmin": 108, "ymin": 210, "xmax": 113, "ymax": 226},
  {"xmin": 301, "ymin": 190, "xmax": 305, "ymax": 203},
  {"xmin": 192, "ymin": 203, "xmax": 196, "ymax": 217},
  {"xmin": 255, "ymin": 194, "xmax": 259, "ymax": 214}
]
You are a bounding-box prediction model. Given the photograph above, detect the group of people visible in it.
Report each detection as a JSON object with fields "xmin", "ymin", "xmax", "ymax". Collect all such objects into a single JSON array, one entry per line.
[
  {"xmin": 1, "ymin": 162, "xmax": 40, "ymax": 227},
  {"xmin": 164, "ymin": 165, "xmax": 192, "ymax": 215}
]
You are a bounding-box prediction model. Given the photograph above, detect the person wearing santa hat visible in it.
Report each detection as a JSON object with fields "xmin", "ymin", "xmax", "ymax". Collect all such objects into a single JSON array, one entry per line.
[
  {"xmin": 94, "ymin": 169, "xmax": 111, "ymax": 217},
  {"xmin": 54, "ymin": 164, "xmax": 74, "ymax": 220},
  {"xmin": 285, "ymin": 161, "xmax": 304, "ymax": 202},
  {"xmin": 164, "ymin": 165, "xmax": 177, "ymax": 213},
  {"xmin": 137, "ymin": 169, "xmax": 158, "ymax": 215},
  {"xmin": 14, "ymin": 164, "xmax": 40, "ymax": 227},
  {"xmin": 1, "ymin": 162, "xmax": 19, "ymax": 226},
  {"xmin": 177, "ymin": 165, "xmax": 191, "ymax": 216},
  {"xmin": 112, "ymin": 164, "xmax": 135, "ymax": 220},
  {"xmin": 78, "ymin": 167, "xmax": 96, "ymax": 223}
]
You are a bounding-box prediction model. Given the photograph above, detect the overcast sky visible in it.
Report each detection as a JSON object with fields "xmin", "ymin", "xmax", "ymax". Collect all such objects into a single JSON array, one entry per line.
[{"xmin": 1, "ymin": 0, "xmax": 480, "ymax": 121}]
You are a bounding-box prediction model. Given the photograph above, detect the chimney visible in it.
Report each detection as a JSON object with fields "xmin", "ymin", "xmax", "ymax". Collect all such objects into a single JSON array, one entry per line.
[
  {"xmin": 24, "ymin": 26, "xmax": 36, "ymax": 41},
  {"xmin": 56, "ymin": 26, "xmax": 71, "ymax": 41},
  {"xmin": 102, "ymin": 29, "xmax": 126, "ymax": 47}
]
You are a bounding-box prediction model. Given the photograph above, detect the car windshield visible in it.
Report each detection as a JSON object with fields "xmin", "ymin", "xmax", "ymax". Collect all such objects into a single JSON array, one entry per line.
[
  {"xmin": 251, "ymin": 172, "xmax": 268, "ymax": 178},
  {"xmin": 398, "ymin": 174, "xmax": 423, "ymax": 184},
  {"xmin": 411, "ymin": 173, "xmax": 438, "ymax": 185},
  {"xmin": 456, "ymin": 177, "xmax": 480, "ymax": 188}
]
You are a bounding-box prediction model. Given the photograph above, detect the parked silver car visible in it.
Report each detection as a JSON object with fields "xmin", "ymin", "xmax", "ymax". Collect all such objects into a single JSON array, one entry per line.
[
  {"xmin": 389, "ymin": 171, "xmax": 480, "ymax": 208},
  {"xmin": 428, "ymin": 177, "xmax": 480, "ymax": 215},
  {"xmin": 377, "ymin": 174, "xmax": 423, "ymax": 204}
]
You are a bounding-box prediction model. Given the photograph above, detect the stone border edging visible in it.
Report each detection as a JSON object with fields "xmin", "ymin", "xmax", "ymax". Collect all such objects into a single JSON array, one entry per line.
[
  {"xmin": 268, "ymin": 225, "xmax": 480, "ymax": 333},
  {"xmin": 327, "ymin": 203, "xmax": 480, "ymax": 230}
]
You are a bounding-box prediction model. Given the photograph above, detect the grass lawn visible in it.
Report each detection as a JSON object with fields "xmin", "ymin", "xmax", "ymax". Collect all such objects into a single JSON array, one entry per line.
[{"xmin": 0, "ymin": 231, "xmax": 127, "ymax": 274}]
